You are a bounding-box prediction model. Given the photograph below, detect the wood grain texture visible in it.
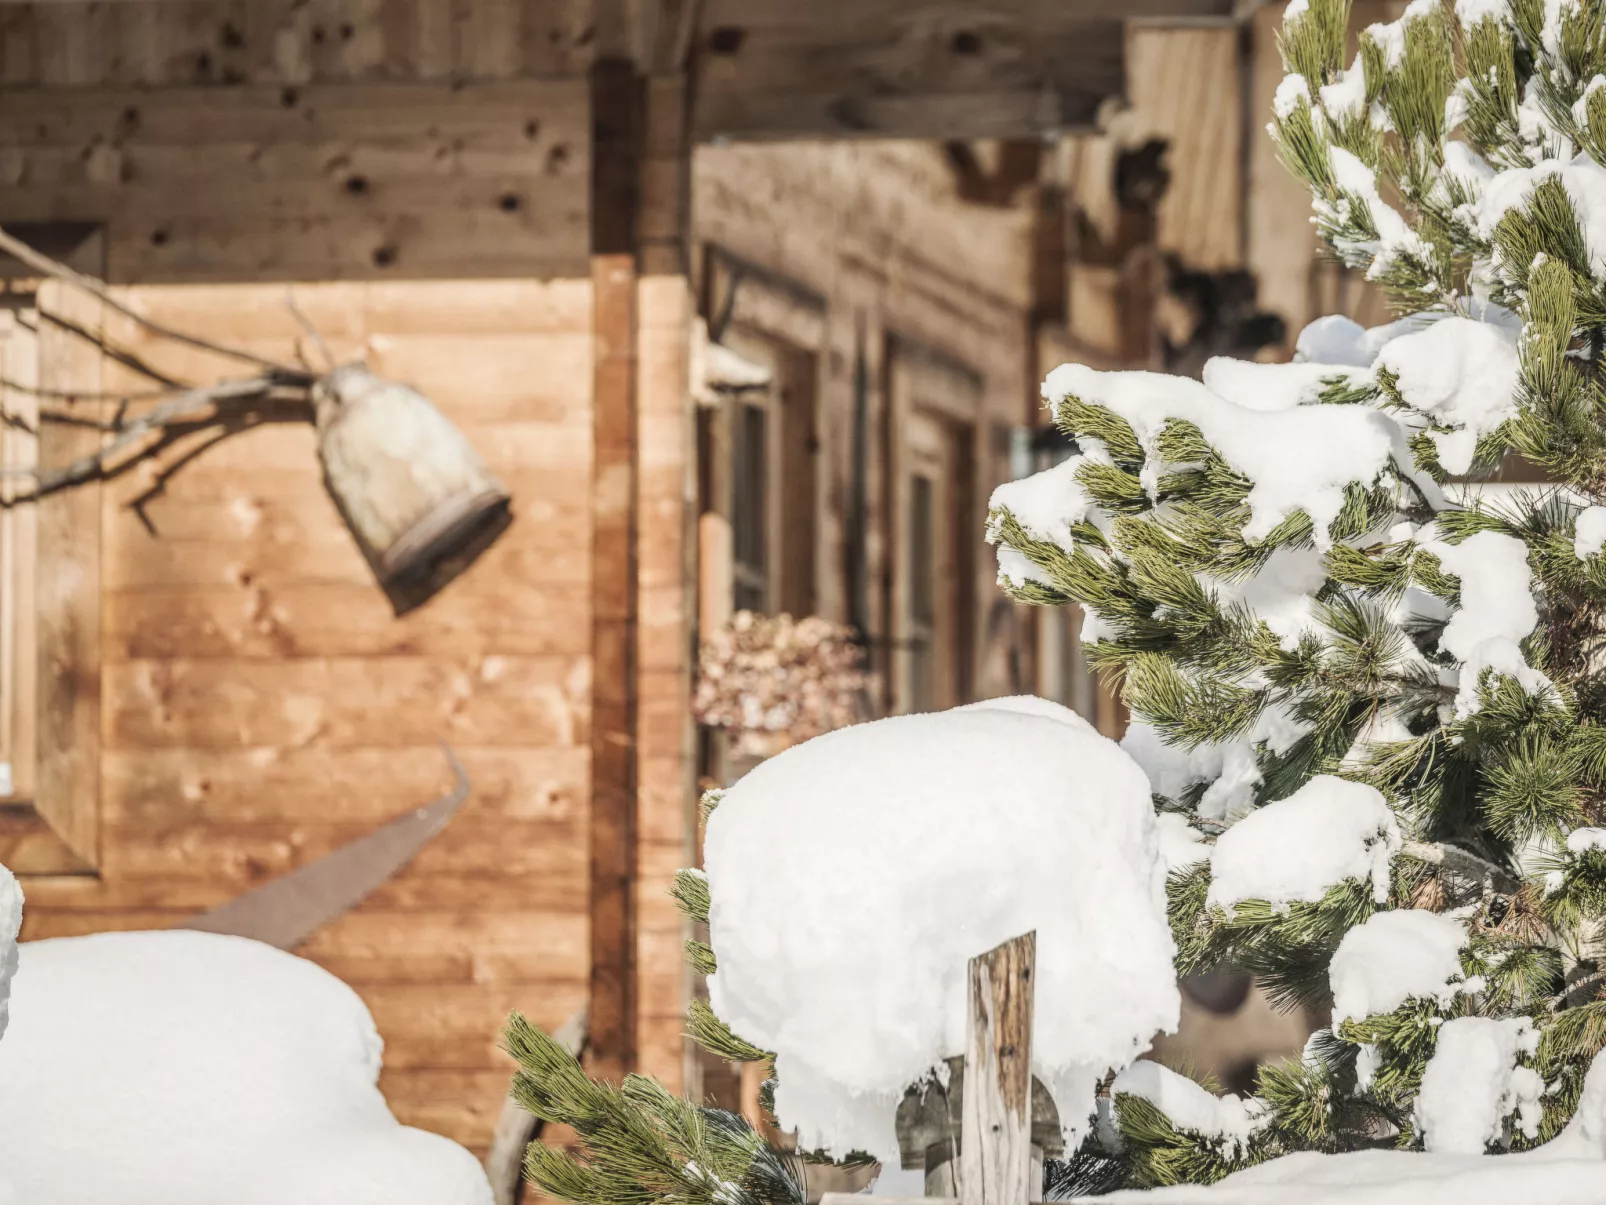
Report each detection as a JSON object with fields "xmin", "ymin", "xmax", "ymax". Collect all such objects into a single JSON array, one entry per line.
[
  {"xmin": 1125, "ymin": 22, "xmax": 1243, "ymax": 272},
  {"xmin": 588, "ymin": 57, "xmax": 644, "ymax": 1088},
  {"xmin": 634, "ymin": 272, "xmax": 693, "ymax": 1090},
  {"xmin": 30, "ymin": 277, "xmax": 104, "ymax": 871},
  {"xmin": 0, "ymin": 79, "xmax": 590, "ymax": 283},
  {"xmin": 17, "ymin": 278, "xmax": 600, "ymax": 1159},
  {"xmin": 961, "ymin": 931, "xmax": 1037, "ymax": 1205},
  {"xmin": 0, "ymin": 0, "xmax": 597, "ymax": 87}
]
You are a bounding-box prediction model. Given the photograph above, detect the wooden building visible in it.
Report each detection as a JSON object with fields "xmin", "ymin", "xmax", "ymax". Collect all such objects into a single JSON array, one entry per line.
[{"xmin": 0, "ymin": 0, "xmax": 1406, "ymax": 1169}]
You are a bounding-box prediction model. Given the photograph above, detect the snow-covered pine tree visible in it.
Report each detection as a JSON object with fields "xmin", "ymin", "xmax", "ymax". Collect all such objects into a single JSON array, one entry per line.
[{"xmin": 987, "ymin": 0, "xmax": 1606, "ymax": 1185}]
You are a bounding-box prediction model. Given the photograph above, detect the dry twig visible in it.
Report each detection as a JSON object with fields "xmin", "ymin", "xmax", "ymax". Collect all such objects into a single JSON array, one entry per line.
[{"xmin": 0, "ymin": 224, "xmax": 298, "ymax": 375}]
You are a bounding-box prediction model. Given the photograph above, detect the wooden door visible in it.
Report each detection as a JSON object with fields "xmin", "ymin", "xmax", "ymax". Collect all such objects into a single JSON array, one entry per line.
[{"xmin": 897, "ymin": 407, "xmax": 972, "ymax": 713}]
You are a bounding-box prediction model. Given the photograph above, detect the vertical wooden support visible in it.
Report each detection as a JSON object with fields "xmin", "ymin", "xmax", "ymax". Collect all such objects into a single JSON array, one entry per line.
[
  {"xmin": 33, "ymin": 276, "xmax": 101, "ymax": 871},
  {"xmin": 589, "ymin": 56, "xmax": 645, "ymax": 1086},
  {"xmin": 634, "ymin": 72, "xmax": 698, "ymax": 1095},
  {"xmin": 960, "ymin": 931, "xmax": 1037, "ymax": 1205}
]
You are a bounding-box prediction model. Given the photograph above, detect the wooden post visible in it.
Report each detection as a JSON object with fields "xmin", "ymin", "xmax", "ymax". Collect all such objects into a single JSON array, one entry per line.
[
  {"xmin": 821, "ymin": 930, "xmax": 1040, "ymax": 1205},
  {"xmin": 961, "ymin": 932, "xmax": 1037, "ymax": 1205},
  {"xmin": 589, "ymin": 54, "xmax": 645, "ymax": 1087}
]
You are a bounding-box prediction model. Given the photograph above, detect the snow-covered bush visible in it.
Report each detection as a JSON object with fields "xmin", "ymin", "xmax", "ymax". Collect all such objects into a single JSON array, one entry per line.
[
  {"xmin": 984, "ymin": 0, "xmax": 1606, "ymax": 1187},
  {"xmin": 701, "ymin": 697, "xmax": 1177, "ymax": 1166},
  {"xmin": 511, "ymin": 699, "xmax": 1179, "ymax": 1204},
  {"xmin": 0, "ymin": 930, "xmax": 491, "ymax": 1205}
]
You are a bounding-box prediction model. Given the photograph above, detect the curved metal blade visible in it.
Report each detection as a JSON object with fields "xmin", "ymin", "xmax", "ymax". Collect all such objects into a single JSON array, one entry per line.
[{"xmin": 179, "ymin": 744, "xmax": 470, "ymax": 951}]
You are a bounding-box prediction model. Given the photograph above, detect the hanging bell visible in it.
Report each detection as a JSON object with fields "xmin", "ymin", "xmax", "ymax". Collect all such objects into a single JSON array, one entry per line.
[{"xmin": 313, "ymin": 364, "xmax": 512, "ymax": 614}]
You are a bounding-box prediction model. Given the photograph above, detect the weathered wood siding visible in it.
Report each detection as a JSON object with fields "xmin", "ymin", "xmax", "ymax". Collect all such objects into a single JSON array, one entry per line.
[
  {"xmin": 0, "ymin": 1, "xmax": 592, "ymax": 284},
  {"xmin": 693, "ymin": 140, "xmax": 1034, "ymax": 699},
  {"xmin": 13, "ymin": 280, "xmax": 596, "ymax": 1154}
]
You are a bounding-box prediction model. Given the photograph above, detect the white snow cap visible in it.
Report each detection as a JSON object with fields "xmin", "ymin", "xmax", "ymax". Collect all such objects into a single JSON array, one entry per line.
[
  {"xmin": 1568, "ymin": 827, "xmax": 1606, "ymax": 854},
  {"xmin": 1425, "ymin": 530, "xmax": 1552, "ymax": 718},
  {"xmin": 1156, "ymin": 812, "xmax": 1210, "ymax": 872},
  {"xmin": 1455, "ymin": 0, "xmax": 1510, "ymax": 25},
  {"xmin": 1479, "ymin": 159, "xmax": 1606, "ymax": 277},
  {"xmin": 1274, "ymin": 72, "xmax": 1312, "ymax": 119},
  {"xmin": 0, "ymin": 864, "xmax": 18, "ymax": 1046},
  {"xmin": 1043, "ymin": 362, "xmax": 1411, "ymax": 550},
  {"xmin": 1415, "ymin": 1016, "xmax": 1542, "ymax": 1154},
  {"xmin": 1575, "ymin": 506, "xmax": 1606, "ymax": 560},
  {"xmin": 1201, "ymin": 357, "xmax": 1355, "ymax": 410},
  {"xmin": 987, "ymin": 456, "xmax": 1104, "ymax": 590},
  {"xmin": 1376, "ymin": 318, "xmax": 1520, "ymax": 475},
  {"xmin": 956, "ymin": 693, "xmax": 1096, "ymax": 733},
  {"xmin": 1328, "ymin": 908, "xmax": 1471, "ymax": 1027},
  {"xmin": 1207, "ymin": 776, "xmax": 1402, "ymax": 912},
  {"xmin": 1120, "ymin": 706, "xmax": 1312, "ymax": 826},
  {"xmin": 703, "ymin": 702, "xmax": 1178, "ymax": 1163},
  {"xmin": 0, "ymin": 930, "xmax": 492, "ymax": 1205},
  {"xmin": 1293, "ymin": 312, "xmax": 1443, "ymax": 368},
  {"xmin": 1112, "ymin": 1061, "xmax": 1266, "ymax": 1156}
]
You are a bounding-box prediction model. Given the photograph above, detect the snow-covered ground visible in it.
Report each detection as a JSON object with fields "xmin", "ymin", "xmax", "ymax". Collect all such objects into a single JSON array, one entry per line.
[
  {"xmin": 1096, "ymin": 1043, "xmax": 1606, "ymax": 1203},
  {"xmin": 0, "ymin": 928, "xmax": 491, "ymax": 1205}
]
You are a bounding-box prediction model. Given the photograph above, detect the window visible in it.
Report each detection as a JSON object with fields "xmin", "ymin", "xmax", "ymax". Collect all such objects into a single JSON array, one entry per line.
[
  {"xmin": 907, "ymin": 474, "xmax": 935, "ymax": 711},
  {"xmin": 0, "ymin": 229, "xmax": 105, "ymax": 876},
  {"xmin": 731, "ymin": 400, "xmax": 769, "ymax": 613},
  {"xmin": 717, "ymin": 328, "xmax": 817, "ymax": 619},
  {"xmin": 888, "ymin": 341, "xmax": 978, "ymax": 716}
]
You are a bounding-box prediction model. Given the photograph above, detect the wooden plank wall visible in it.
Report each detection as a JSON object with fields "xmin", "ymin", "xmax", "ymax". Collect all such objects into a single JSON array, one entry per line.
[
  {"xmin": 13, "ymin": 280, "xmax": 596, "ymax": 1152},
  {"xmin": 0, "ymin": 1, "xmax": 592, "ymax": 283},
  {"xmin": 0, "ymin": 0, "xmax": 700, "ymax": 1159}
]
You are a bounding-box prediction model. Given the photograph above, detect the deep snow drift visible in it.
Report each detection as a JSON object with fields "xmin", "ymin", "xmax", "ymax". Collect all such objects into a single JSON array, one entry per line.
[{"xmin": 0, "ymin": 929, "xmax": 491, "ymax": 1205}]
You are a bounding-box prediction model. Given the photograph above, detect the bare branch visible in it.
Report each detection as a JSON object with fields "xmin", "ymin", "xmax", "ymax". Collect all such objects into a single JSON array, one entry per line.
[
  {"xmin": 285, "ymin": 287, "xmax": 336, "ymax": 373},
  {"xmin": 1402, "ymin": 840, "xmax": 1521, "ymax": 897},
  {"xmin": 23, "ymin": 308, "xmax": 190, "ymax": 390},
  {"xmin": 0, "ymin": 224, "xmax": 299, "ymax": 375},
  {"xmin": 0, "ymin": 376, "xmax": 287, "ymax": 500},
  {"xmin": 0, "ymin": 373, "xmax": 172, "ymax": 404}
]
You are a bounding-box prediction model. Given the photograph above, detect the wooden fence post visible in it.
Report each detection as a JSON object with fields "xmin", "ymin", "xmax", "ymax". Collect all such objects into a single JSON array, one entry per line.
[
  {"xmin": 819, "ymin": 929, "xmax": 1039, "ymax": 1205},
  {"xmin": 961, "ymin": 931, "xmax": 1037, "ymax": 1205}
]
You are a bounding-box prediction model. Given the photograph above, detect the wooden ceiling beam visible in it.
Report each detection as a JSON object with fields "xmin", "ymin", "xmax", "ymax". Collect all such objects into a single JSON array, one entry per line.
[
  {"xmin": 686, "ymin": 1, "xmax": 1238, "ymax": 141},
  {"xmin": 690, "ymin": 14, "xmax": 1127, "ymax": 141}
]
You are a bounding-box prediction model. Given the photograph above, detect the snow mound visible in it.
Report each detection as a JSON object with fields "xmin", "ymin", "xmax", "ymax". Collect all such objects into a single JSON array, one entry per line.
[
  {"xmin": 1113, "ymin": 1061, "xmax": 1266, "ymax": 1156},
  {"xmin": 0, "ymin": 863, "xmax": 19, "ymax": 1044},
  {"xmin": 956, "ymin": 693, "xmax": 1094, "ymax": 734},
  {"xmin": 702, "ymin": 702, "xmax": 1178, "ymax": 1164},
  {"xmin": 0, "ymin": 930, "xmax": 492, "ymax": 1205},
  {"xmin": 1329, "ymin": 909, "xmax": 1471, "ymax": 1027},
  {"xmin": 1415, "ymin": 1016, "xmax": 1542, "ymax": 1154},
  {"xmin": 1206, "ymin": 776, "xmax": 1401, "ymax": 912}
]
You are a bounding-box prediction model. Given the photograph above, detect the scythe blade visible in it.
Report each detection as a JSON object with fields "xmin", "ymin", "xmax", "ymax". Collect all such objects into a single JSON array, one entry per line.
[{"xmin": 178, "ymin": 743, "xmax": 470, "ymax": 951}]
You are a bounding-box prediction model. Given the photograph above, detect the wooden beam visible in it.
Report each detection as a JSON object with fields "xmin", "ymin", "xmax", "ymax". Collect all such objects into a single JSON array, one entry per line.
[
  {"xmin": 691, "ymin": 18, "xmax": 1124, "ymax": 142},
  {"xmin": 961, "ymin": 932, "xmax": 1038, "ymax": 1205},
  {"xmin": 589, "ymin": 56, "xmax": 645, "ymax": 1086}
]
